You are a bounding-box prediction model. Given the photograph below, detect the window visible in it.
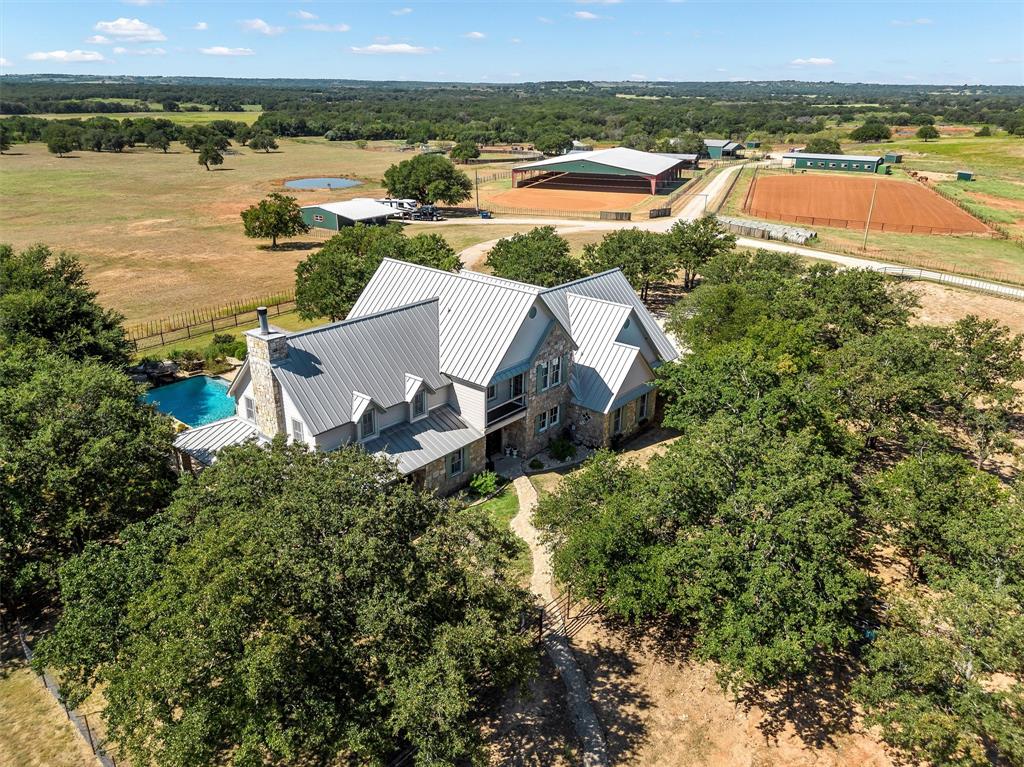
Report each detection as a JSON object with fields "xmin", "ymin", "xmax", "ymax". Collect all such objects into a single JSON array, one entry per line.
[
  {"xmin": 313, "ymin": 214, "xmax": 324, "ymax": 222},
  {"xmin": 359, "ymin": 409, "xmax": 376, "ymax": 439},
  {"xmin": 613, "ymin": 407, "xmax": 623, "ymax": 434},
  {"xmin": 535, "ymin": 410, "xmax": 547, "ymax": 434},
  {"xmin": 412, "ymin": 389, "xmax": 426, "ymax": 419},
  {"xmin": 535, "ymin": 405, "xmax": 561, "ymax": 434},
  {"xmin": 549, "ymin": 405, "xmax": 560, "ymax": 428},
  {"xmin": 487, "ymin": 383, "xmax": 496, "ymax": 401},
  {"xmin": 637, "ymin": 392, "xmax": 649, "ymax": 422},
  {"xmin": 537, "ymin": 361, "xmax": 549, "ymax": 391},
  {"xmin": 528, "ymin": 306, "xmax": 537, "ymax": 319},
  {"xmin": 840, "ymin": 163, "xmax": 848, "ymax": 169},
  {"xmin": 292, "ymin": 418, "xmax": 305, "ymax": 444},
  {"xmin": 244, "ymin": 396, "xmax": 255, "ymax": 421},
  {"xmin": 549, "ymin": 356, "xmax": 562, "ymax": 387},
  {"xmin": 447, "ymin": 447, "xmax": 465, "ymax": 476},
  {"xmin": 511, "ymin": 373, "xmax": 524, "ymax": 398},
  {"xmin": 829, "ymin": 162, "xmax": 836, "ymax": 168},
  {"xmin": 852, "ymin": 164, "xmax": 860, "ymax": 169}
]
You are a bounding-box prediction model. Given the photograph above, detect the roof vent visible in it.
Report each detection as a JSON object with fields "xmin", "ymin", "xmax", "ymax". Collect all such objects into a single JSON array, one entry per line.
[{"xmin": 257, "ymin": 306, "xmax": 270, "ymax": 335}]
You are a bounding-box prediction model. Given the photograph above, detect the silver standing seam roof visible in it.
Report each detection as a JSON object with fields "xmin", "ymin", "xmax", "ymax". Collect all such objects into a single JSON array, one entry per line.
[
  {"xmin": 362, "ymin": 405, "xmax": 483, "ymax": 474},
  {"xmin": 783, "ymin": 152, "xmax": 883, "ymax": 163},
  {"xmin": 273, "ymin": 299, "xmax": 449, "ymax": 435},
  {"xmin": 513, "ymin": 146, "xmax": 690, "ymax": 176},
  {"xmin": 304, "ymin": 198, "xmax": 398, "ymax": 222},
  {"xmin": 173, "ymin": 416, "xmax": 261, "ymax": 466},
  {"xmin": 349, "ymin": 259, "xmax": 542, "ymax": 386}
]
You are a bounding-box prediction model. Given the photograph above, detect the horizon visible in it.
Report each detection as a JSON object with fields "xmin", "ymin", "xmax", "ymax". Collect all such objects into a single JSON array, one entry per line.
[{"xmin": 1, "ymin": 1, "xmax": 1021, "ymax": 86}]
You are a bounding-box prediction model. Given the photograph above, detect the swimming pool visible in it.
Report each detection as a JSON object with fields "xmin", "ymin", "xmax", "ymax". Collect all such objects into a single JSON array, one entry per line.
[
  {"xmin": 284, "ymin": 177, "xmax": 362, "ymax": 190},
  {"xmin": 144, "ymin": 376, "xmax": 236, "ymax": 427}
]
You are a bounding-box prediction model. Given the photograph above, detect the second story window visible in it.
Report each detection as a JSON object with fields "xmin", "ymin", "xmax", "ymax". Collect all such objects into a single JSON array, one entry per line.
[
  {"xmin": 359, "ymin": 409, "xmax": 376, "ymax": 440},
  {"xmin": 637, "ymin": 392, "xmax": 649, "ymax": 421},
  {"xmin": 487, "ymin": 383, "xmax": 496, "ymax": 401},
  {"xmin": 511, "ymin": 373, "xmax": 524, "ymax": 398},
  {"xmin": 292, "ymin": 418, "xmax": 305, "ymax": 444},
  {"xmin": 412, "ymin": 389, "xmax": 426, "ymax": 419},
  {"xmin": 244, "ymin": 396, "xmax": 255, "ymax": 422},
  {"xmin": 549, "ymin": 356, "xmax": 562, "ymax": 387}
]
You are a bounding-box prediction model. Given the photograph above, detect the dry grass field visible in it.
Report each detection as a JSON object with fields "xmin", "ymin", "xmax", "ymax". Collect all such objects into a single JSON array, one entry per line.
[{"xmin": 0, "ymin": 139, "xmax": 513, "ymax": 324}]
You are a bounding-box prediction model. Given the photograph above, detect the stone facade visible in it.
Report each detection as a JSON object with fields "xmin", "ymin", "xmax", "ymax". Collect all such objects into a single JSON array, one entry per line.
[
  {"xmin": 521, "ymin": 323, "xmax": 575, "ymax": 457},
  {"xmin": 420, "ymin": 436, "xmax": 486, "ymax": 495},
  {"xmin": 569, "ymin": 404, "xmax": 609, "ymax": 448},
  {"xmin": 245, "ymin": 329, "xmax": 288, "ymax": 438},
  {"xmin": 570, "ymin": 390, "xmax": 658, "ymax": 449}
]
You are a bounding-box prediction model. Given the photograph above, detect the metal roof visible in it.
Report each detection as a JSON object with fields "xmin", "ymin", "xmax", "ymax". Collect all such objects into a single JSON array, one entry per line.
[
  {"xmin": 783, "ymin": 152, "xmax": 883, "ymax": 163},
  {"xmin": 655, "ymin": 152, "xmax": 699, "ymax": 162},
  {"xmin": 566, "ymin": 293, "xmax": 648, "ymax": 413},
  {"xmin": 273, "ymin": 299, "xmax": 448, "ymax": 435},
  {"xmin": 539, "ymin": 270, "xmax": 679, "ymax": 365},
  {"xmin": 173, "ymin": 416, "xmax": 261, "ymax": 466},
  {"xmin": 303, "ymin": 198, "xmax": 398, "ymax": 221},
  {"xmin": 513, "ymin": 147, "xmax": 688, "ymax": 176},
  {"xmin": 704, "ymin": 139, "xmax": 741, "ymax": 151},
  {"xmin": 349, "ymin": 259, "xmax": 540, "ymax": 386},
  {"xmin": 363, "ymin": 405, "xmax": 482, "ymax": 474}
]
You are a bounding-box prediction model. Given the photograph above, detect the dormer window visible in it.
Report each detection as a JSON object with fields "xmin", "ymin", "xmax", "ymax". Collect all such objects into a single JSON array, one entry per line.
[
  {"xmin": 412, "ymin": 389, "xmax": 427, "ymax": 419},
  {"xmin": 359, "ymin": 409, "xmax": 376, "ymax": 440},
  {"xmin": 244, "ymin": 396, "xmax": 255, "ymax": 422}
]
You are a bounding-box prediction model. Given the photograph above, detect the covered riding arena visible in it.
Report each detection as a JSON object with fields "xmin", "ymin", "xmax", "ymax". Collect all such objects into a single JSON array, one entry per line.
[
  {"xmin": 745, "ymin": 174, "xmax": 990, "ymax": 235},
  {"xmin": 511, "ymin": 147, "xmax": 696, "ymax": 195}
]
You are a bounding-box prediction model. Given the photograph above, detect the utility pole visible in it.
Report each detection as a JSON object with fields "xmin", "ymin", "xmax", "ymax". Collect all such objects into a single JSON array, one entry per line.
[
  {"xmin": 862, "ymin": 179, "xmax": 879, "ymax": 252},
  {"xmin": 475, "ymin": 169, "xmax": 480, "ymax": 211}
]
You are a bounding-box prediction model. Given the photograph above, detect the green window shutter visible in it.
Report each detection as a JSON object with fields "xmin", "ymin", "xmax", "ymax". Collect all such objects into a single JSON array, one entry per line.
[
  {"xmin": 535, "ymin": 364, "xmax": 544, "ymax": 394},
  {"xmin": 561, "ymin": 352, "xmax": 570, "ymax": 386},
  {"xmin": 534, "ymin": 415, "xmax": 542, "ymax": 435}
]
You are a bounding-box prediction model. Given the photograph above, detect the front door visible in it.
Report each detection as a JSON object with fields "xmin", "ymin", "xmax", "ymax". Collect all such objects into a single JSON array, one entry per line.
[{"xmin": 486, "ymin": 428, "xmax": 503, "ymax": 458}]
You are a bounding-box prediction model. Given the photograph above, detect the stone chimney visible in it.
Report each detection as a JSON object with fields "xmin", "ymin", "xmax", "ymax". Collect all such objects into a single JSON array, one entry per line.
[{"xmin": 244, "ymin": 307, "xmax": 288, "ymax": 438}]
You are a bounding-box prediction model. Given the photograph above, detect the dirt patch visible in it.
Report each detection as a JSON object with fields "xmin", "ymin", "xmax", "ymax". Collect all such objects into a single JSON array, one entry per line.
[
  {"xmin": 966, "ymin": 191, "xmax": 1024, "ymax": 216},
  {"xmin": 489, "ymin": 186, "xmax": 652, "ymax": 213},
  {"xmin": 572, "ymin": 619, "xmax": 895, "ymax": 767},
  {"xmin": 747, "ymin": 174, "xmax": 989, "ymax": 235},
  {"xmin": 908, "ymin": 280, "xmax": 1024, "ymax": 334}
]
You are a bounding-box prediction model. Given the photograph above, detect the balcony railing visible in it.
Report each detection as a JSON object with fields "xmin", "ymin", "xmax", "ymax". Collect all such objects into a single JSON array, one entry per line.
[{"xmin": 486, "ymin": 395, "xmax": 526, "ymax": 426}]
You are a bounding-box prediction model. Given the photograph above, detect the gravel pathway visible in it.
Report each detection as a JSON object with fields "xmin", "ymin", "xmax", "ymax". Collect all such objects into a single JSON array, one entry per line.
[{"xmin": 510, "ymin": 471, "xmax": 610, "ymax": 767}]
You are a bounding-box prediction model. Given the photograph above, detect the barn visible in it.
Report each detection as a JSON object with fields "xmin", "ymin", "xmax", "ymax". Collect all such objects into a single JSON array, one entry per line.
[
  {"xmin": 704, "ymin": 139, "xmax": 743, "ymax": 159},
  {"xmin": 301, "ymin": 198, "xmax": 398, "ymax": 230},
  {"xmin": 783, "ymin": 152, "xmax": 887, "ymax": 174},
  {"xmin": 510, "ymin": 147, "xmax": 696, "ymax": 196}
]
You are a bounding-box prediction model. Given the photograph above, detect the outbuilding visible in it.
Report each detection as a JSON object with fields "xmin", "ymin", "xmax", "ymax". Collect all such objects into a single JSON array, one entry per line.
[
  {"xmin": 956, "ymin": 170, "xmax": 975, "ymax": 181},
  {"xmin": 704, "ymin": 139, "xmax": 743, "ymax": 159},
  {"xmin": 884, "ymin": 151, "xmax": 903, "ymax": 163},
  {"xmin": 783, "ymin": 152, "xmax": 886, "ymax": 174},
  {"xmin": 301, "ymin": 198, "xmax": 398, "ymax": 230},
  {"xmin": 745, "ymin": 139, "xmax": 761, "ymax": 149},
  {"xmin": 511, "ymin": 146, "xmax": 696, "ymax": 195}
]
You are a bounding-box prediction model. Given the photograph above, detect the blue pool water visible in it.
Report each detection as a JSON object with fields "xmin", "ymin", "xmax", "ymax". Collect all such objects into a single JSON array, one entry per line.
[
  {"xmin": 144, "ymin": 376, "xmax": 236, "ymax": 427},
  {"xmin": 284, "ymin": 176, "xmax": 362, "ymax": 190}
]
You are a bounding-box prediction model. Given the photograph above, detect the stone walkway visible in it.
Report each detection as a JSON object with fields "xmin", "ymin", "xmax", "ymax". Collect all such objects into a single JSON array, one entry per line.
[{"xmin": 509, "ymin": 470, "xmax": 610, "ymax": 767}]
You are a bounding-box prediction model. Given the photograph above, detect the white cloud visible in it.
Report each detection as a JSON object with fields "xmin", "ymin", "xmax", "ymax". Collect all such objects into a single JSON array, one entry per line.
[
  {"xmin": 303, "ymin": 23, "xmax": 351, "ymax": 32},
  {"xmin": 123, "ymin": 0, "xmax": 161, "ymax": 5},
  {"xmin": 292, "ymin": 10, "xmax": 317, "ymax": 19},
  {"xmin": 537, "ymin": 16, "xmax": 554, "ymax": 24},
  {"xmin": 0, "ymin": 57, "xmax": 13, "ymax": 67},
  {"xmin": 85, "ymin": 35, "xmax": 111, "ymax": 44},
  {"xmin": 989, "ymin": 55, "xmax": 1022, "ymax": 64},
  {"xmin": 200, "ymin": 46, "xmax": 254, "ymax": 56},
  {"xmin": 573, "ymin": 11, "xmax": 601, "ymax": 20},
  {"xmin": 350, "ymin": 43, "xmax": 435, "ymax": 55},
  {"xmin": 629, "ymin": 73, "xmax": 647, "ymax": 80},
  {"xmin": 113, "ymin": 46, "xmax": 166, "ymax": 55},
  {"xmin": 241, "ymin": 18, "xmax": 284, "ymax": 36},
  {"xmin": 576, "ymin": 0, "xmax": 621, "ymax": 3},
  {"xmin": 27, "ymin": 49, "xmax": 106, "ymax": 62},
  {"xmin": 510, "ymin": 37, "xmax": 522, "ymax": 43},
  {"xmin": 890, "ymin": 18, "xmax": 933, "ymax": 26},
  {"xmin": 391, "ymin": 7, "xmax": 413, "ymax": 15},
  {"xmin": 94, "ymin": 18, "xmax": 166, "ymax": 42},
  {"xmin": 790, "ymin": 57, "xmax": 834, "ymax": 67},
  {"xmin": 463, "ymin": 31, "xmax": 485, "ymax": 39},
  {"xmin": 192, "ymin": 22, "xmax": 208, "ymax": 31}
]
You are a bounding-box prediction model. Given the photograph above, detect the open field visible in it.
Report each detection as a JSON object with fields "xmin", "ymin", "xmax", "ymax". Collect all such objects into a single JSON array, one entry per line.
[
  {"xmin": 0, "ymin": 139, "xmax": 515, "ymax": 323},
  {"xmin": 10, "ymin": 110, "xmax": 262, "ymax": 125},
  {"xmin": 850, "ymin": 135, "xmax": 1024, "ymax": 183},
  {"xmin": 0, "ymin": 663, "xmax": 96, "ymax": 767},
  {"xmin": 746, "ymin": 173, "xmax": 989, "ymax": 234}
]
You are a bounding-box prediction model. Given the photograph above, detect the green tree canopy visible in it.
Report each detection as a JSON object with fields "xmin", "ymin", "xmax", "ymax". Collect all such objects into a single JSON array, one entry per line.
[
  {"xmin": 533, "ymin": 132, "xmax": 573, "ymax": 156},
  {"xmin": 294, "ymin": 224, "xmax": 462, "ymax": 321},
  {"xmin": 0, "ymin": 346, "xmax": 174, "ymax": 599},
  {"xmin": 197, "ymin": 142, "xmax": 223, "ymax": 170},
  {"xmin": 803, "ymin": 137, "xmax": 842, "ymax": 154},
  {"xmin": 849, "ymin": 120, "xmax": 892, "ymax": 142},
  {"xmin": 449, "ymin": 140, "xmax": 480, "ymax": 162},
  {"xmin": 43, "ymin": 123, "xmax": 80, "ymax": 157},
  {"xmin": 382, "ymin": 153, "xmax": 472, "ymax": 205},
  {"xmin": 582, "ymin": 228, "xmax": 673, "ymax": 300},
  {"xmin": 247, "ymin": 131, "xmax": 279, "ymax": 152},
  {"xmin": 144, "ymin": 129, "xmax": 170, "ymax": 153},
  {"xmin": 665, "ymin": 215, "xmax": 737, "ymax": 290},
  {"xmin": 0, "ymin": 123, "xmax": 13, "ymax": 154},
  {"xmin": 35, "ymin": 441, "xmax": 534, "ymax": 766},
  {"xmin": 916, "ymin": 124, "xmax": 940, "ymax": 141},
  {"xmin": 0, "ymin": 243, "xmax": 132, "ymax": 365},
  {"xmin": 485, "ymin": 226, "xmax": 583, "ymax": 287},
  {"xmin": 240, "ymin": 192, "xmax": 309, "ymax": 248}
]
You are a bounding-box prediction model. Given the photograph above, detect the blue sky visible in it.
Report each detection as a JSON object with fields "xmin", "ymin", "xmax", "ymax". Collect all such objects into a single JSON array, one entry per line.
[{"xmin": 1, "ymin": 1, "xmax": 1021, "ymax": 85}]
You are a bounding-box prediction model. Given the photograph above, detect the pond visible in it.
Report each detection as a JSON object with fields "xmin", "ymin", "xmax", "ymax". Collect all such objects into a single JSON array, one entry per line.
[
  {"xmin": 284, "ymin": 177, "xmax": 362, "ymax": 190},
  {"xmin": 144, "ymin": 376, "xmax": 236, "ymax": 427}
]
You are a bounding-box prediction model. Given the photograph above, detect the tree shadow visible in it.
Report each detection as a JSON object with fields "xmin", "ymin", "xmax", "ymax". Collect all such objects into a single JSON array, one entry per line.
[
  {"xmin": 210, "ymin": 167, "xmax": 235, "ymax": 171},
  {"xmin": 0, "ymin": 152, "xmax": 28, "ymax": 156},
  {"xmin": 645, "ymin": 281, "xmax": 687, "ymax": 314},
  {"xmin": 258, "ymin": 240, "xmax": 323, "ymax": 252}
]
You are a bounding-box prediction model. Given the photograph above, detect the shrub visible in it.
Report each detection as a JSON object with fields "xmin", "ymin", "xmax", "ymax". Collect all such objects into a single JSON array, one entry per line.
[
  {"xmin": 549, "ymin": 437, "xmax": 577, "ymax": 462},
  {"xmin": 169, "ymin": 348, "xmax": 203, "ymax": 372},
  {"xmin": 529, "ymin": 458, "xmax": 544, "ymax": 471},
  {"xmin": 469, "ymin": 470, "xmax": 499, "ymax": 496}
]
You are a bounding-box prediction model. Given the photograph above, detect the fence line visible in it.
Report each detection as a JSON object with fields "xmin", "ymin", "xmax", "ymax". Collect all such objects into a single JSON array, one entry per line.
[
  {"xmin": 741, "ymin": 207, "xmax": 970, "ymax": 235},
  {"xmin": 15, "ymin": 618, "xmax": 119, "ymax": 767},
  {"xmin": 878, "ymin": 266, "xmax": 1024, "ymax": 301},
  {"xmin": 130, "ymin": 298, "xmax": 296, "ymax": 353},
  {"xmin": 905, "ymin": 172, "xmax": 1013, "ymax": 241}
]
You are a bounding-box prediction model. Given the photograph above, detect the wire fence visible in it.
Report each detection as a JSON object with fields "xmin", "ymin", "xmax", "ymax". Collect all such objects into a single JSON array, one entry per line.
[
  {"xmin": 877, "ymin": 266, "xmax": 1024, "ymax": 301},
  {"xmin": 741, "ymin": 207, "xmax": 971, "ymax": 235},
  {"xmin": 128, "ymin": 296, "xmax": 296, "ymax": 353}
]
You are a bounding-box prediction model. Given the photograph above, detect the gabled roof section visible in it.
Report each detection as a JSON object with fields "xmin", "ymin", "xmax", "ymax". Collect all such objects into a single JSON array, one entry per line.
[
  {"xmin": 540, "ymin": 269, "xmax": 679, "ymax": 364},
  {"xmin": 273, "ymin": 298, "xmax": 448, "ymax": 435},
  {"xmin": 173, "ymin": 416, "xmax": 261, "ymax": 466},
  {"xmin": 363, "ymin": 405, "xmax": 483, "ymax": 474},
  {"xmin": 304, "ymin": 198, "xmax": 397, "ymax": 221},
  {"xmin": 513, "ymin": 147, "xmax": 687, "ymax": 176},
  {"xmin": 349, "ymin": 259, "xmax": 541, "ymax": 386}
]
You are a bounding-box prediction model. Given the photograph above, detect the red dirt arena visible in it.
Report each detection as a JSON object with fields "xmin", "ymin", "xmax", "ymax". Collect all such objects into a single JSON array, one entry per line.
[
  {"xmin": 488, "ymin": 185, "xmax": 651, "ymax": 212},
  {"xmin": 745, "ymin": 174, "xmax": 989, "ymax": 235}
]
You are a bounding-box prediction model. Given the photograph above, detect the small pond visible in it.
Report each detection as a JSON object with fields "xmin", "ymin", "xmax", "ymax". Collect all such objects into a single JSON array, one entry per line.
[
  {"xmin": 284, "ymin": 176, "xmax": 362, "ymax": 190},
  {"xmin": 144, "ymin": 376, "xmax": 236, "ymax": 427}
]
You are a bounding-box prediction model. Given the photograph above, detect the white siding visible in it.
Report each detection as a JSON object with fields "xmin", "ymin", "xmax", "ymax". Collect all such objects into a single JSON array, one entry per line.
[
  {"xmin": 618, "ymin": 355, "xmax": 654, "ymax": 398},
  {"xmin": 449, "ymin": 380, "xmax": 487, "ymax": 431},
  {"xmin": 616, "ymin": 312, "xmax": 659, "ymax": 364},
  {"xmin": 495, "ymin": 299, "xmax": 554, "ymax": 372},
  {"xmin": 316, "ymin": 422, "xmax": 355, "ymax": 452},
  {"xmin": 281, "ymin": 387, "xmax": 313, "ymax": 448}
]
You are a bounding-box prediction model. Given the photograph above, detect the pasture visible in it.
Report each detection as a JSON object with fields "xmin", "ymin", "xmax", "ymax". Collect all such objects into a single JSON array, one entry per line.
[
  {"xmin": 14, "ymin": 110, "xmax": 262, "ymax": 126},
  {"xmin": 0, "ymin": 139, "xmax": 514, "ymax": 323}
]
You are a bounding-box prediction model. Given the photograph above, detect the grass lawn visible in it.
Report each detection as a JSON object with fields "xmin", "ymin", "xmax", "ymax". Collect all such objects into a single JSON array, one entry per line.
[
  {"xmin": 13, "ymin": 110, "xmax": 262, "ymax": 126},
  {"xmin": 134, "ymin": 309, "xmax": 323, "ymax": 359},
  {"xmin": 0, "ymin": 139, "xmax": 514, "ymax": 324},
  {"xmin": 850, "ymin": 135, "xmax": 1024, "ymax": 183},
  {"xmin": 0, "ymin": 664, "xmax": 96, "ymax": 767},
  {"xmin": 402, "ymin": 223, "xmax": 541, "ymax": 253},
  {"xmin": 473, "ymin": 483, "xmax": 532, "ymax": 587}
]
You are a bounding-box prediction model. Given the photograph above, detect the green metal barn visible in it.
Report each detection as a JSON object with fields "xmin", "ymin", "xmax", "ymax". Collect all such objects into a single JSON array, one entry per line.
[
  {"xmin": 783, "ymin": 152, "xmax": 887, "ymax": 173},
  {"xmin": 300, "ymin": 199, "xmax": 398, "ymax": 230}
]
